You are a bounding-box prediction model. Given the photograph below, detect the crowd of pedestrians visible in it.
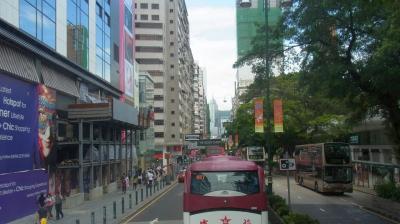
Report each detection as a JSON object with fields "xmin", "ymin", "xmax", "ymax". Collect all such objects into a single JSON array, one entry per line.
[
  {"xmin": 35, "ymin": 192, "xmax": 64, "ymax": 224},
  {"xmin": 120, "ymin": 166, "xmax": 166, "ymax": 193}
]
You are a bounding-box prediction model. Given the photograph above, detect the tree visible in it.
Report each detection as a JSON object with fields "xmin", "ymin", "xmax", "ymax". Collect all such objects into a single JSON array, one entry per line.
[{"xmin": 235, "ymin": 0, "xmax": 400, "ymax": 159}]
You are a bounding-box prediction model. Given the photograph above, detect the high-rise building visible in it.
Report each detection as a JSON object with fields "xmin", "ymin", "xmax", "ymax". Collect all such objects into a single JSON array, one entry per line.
[
  {"xmin": 193, "ymin": 63, "xmax": 207, "ymax": 138},
  {"xmin": 134, "ymin": 0, "xmax": 195, "ymax": 158},
  {"xmin": 0, "ymin": 1, "xmax": 140, "ymax": 221},
  {"xmin": 233, "ymin": 0, "xmax": 282, "ymax": 111}
]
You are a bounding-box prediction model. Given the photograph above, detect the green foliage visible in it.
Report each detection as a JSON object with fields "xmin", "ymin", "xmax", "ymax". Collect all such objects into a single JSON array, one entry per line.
[
  {"xmin": 234, "ymin": 0, "xmax": 400, "ymax": 158},
  {"xmin": 283, "ymin": 213, "xmax": 320, "ymax": 224},
  {"xmin": 375, "ymin": 182, "xmax": 400, "ymax": 202}
]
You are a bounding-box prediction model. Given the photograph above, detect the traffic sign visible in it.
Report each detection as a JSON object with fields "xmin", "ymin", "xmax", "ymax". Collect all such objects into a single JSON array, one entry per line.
[{"xmin": 279, "ymin": 159, "xmax": 296, "ymax": 171}]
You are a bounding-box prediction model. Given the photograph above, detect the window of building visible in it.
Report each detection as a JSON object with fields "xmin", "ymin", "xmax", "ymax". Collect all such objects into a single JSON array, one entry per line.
[
  {"xmin": 170, "ymin": 31, "xmax": 174, "ymax": 34},
  {"xmin": 151, "ymin": 15, "xmax": 160, "ymax": 21},
  {"xmin": 170, "ymin": 20, "xmax": 174, "ymax": 24},
  {"xmin": 135, "ymin": 22, "xmax": 163, "ymax": 29},
  {"xmin": 135, "ymin": 46, "xmax": 163, "ymax": 53},
  {"xmin": 154, "ymin": 107, "xmax": 164, "ymax": 113},
  {"xmin": 171, "ymin": 110, "xmax": 175, "ymax": 115},
  {"xmin": 154, "ymin": 83, "xmax": 164, "ymax": 88},
  {"xmin": 154, "ymin": 95, "xmax": 164, "ymax": 101},
  {"xmin": 170, "ymin": 53, "xmax": 174, "ymax": 57},
  {"xmin": 154, "ymin": 120, "xmax": 164, "ymax": 125},
  {"xmin": 94, "ymin": 0, "xmax": 111, "ymax": 82},
  {"xmin": 148, "ymin": 71, "xmax": 163, "ymax": 76},
  {"xmin": 171, "ymin": 99, "xmax": 175, "ymax": 103},
  {"xmin": 171, "ymin": 87, "xmax": 175, "ymax": 91},
  {"xmin": 170, "ymin": 42, "xmax": 174, "ymax": 46},
  {"xmin": 171, "ymin": 122, "xmax": 175, "ymax": 127},
  {"xmin": 170, "ymin": 9, "xmax": 174, "ymax": 13},
  {"xmin": 140, "ymin": 14, "xmax": 148, "ymax": 20},
  {"xmin": 135, "ymin": 3, "xmax": 137, "ymax": 8},
  {"xmin": 135, "ymin": 34, "xmax": 163, "ymax": 40},
  {"xmin": 155, "ymin": 132, "xmax": 164, "ymax": 138},
  {"xmin": 113, "ymin": 44, "xmax": 119, "ymax": 62},
  {"xmin": 151, "ymin": 4, "xmax": 159, "ymax": 9},
  {"xmin": 140, "ymin": 3, "xmax": 148, "ymax": 9},
  {"xmin": 171, "ymin": 76, "xmax": 175, "ymax": 80},
  {"xmin": 171, "ymin": 134, "xmax": 175, "ymax": 138},
  {"xmin": 66, "ymin": 0, "xmax": 89, "ymax": 68},
  {"xmin": 136, "ymin": 58, "xmax": 164, "ymax": 64},
  {"xmin": 20, "ymin": 0, "xmax": 56, "ymax": 49}
]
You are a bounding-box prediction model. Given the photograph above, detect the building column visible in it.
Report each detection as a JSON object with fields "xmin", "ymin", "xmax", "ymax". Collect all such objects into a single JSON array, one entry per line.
[{"xmin": 78, "ymin": 120, "xmax": 84, "ymax": 193}]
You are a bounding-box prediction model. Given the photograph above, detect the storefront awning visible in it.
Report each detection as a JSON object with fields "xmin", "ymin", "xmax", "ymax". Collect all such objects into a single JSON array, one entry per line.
[
  {"xmin": 0, "ymin": 42, "xmax": 40, "ymax": 83},
  {"xmin": 42, "ymin": 64, "xmax": 79, "ymax": 97}
]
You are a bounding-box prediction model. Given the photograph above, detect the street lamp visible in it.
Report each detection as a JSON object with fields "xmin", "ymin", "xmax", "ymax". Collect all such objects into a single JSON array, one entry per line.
[{"xmin": 239, "ymin": 0, "xmax": 273, "ymax": 194}]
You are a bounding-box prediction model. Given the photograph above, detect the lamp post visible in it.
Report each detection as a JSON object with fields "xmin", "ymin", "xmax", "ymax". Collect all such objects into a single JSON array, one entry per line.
[{"xmin": 239, "ymin": 0, "xmax": 272, "ymax": 193}]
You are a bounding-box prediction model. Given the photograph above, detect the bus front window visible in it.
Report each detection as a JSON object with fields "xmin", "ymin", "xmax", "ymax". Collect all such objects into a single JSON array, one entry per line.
[
  {"xmin": 324, "ymin": 143, "xmax": 351, "ymax": 164},
  {"xmin": 190, "ymin": 171, "xmax": 259, "ymax": 196}
]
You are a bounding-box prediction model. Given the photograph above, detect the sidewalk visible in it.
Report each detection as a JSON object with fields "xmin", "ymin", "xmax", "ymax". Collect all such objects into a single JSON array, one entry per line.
[
  {"xmin": 11, "ymin": 180, "xmax": 177, "ymax": 224},
  {"xmin": 352, "ymin": 185, "xmax": 400, "ymax": 222}
]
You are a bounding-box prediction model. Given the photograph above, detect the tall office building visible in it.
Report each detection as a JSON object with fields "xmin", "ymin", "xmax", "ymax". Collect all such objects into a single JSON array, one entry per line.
[
  {"xmin": 233, "ymin": 0, "xmax": 282, "ymax": 111},
  {"xmin": 0, "ymin": 1, "xmax": 140, "ymax": 221},
  {"xmin": 135, "ymin": 0, "xmax": 194, "ymax": 157},
  {"xmin": 193, "ymin": 63, "xmax": 207, "ymax": 138}
]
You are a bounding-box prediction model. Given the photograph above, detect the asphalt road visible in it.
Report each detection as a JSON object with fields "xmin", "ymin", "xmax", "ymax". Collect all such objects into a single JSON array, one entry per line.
[
  {"xmin": 128, "ymin": 182, "xmax": 184, "ymax": 224},
  {"xmin": 273, "ymin": 175, "xmax": 395, "ymax": 224}
]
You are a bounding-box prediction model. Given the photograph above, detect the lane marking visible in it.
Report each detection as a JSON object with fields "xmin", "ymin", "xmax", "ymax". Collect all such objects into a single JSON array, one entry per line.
[
  {"xmin": 122, "ymin": 182, "xmax": 178, "ymax": 224},
  {"xmin": 319, "ymin": 208, "xmax": 326, "ymax": 212}
]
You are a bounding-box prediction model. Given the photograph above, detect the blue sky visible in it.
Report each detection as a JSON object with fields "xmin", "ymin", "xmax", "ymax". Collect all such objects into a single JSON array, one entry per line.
[{"xmin": 187, "ymin": 0, "xmax": 237, "ymax": 110}]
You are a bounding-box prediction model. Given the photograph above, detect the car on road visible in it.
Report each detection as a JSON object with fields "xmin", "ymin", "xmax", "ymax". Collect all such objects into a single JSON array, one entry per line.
[{"xmin": 178, "ymin": 169, "xmax": 186, "ymax": 183}]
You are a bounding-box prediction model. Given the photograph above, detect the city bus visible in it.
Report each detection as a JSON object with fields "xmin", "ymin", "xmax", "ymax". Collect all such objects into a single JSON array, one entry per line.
[
  {"xmin": 294, "ymin": 142, "xmax": 353, "ymax": 193},
  {"xmin": 183, "ymin": 156, "xmax": 268, "ymax": 224}
]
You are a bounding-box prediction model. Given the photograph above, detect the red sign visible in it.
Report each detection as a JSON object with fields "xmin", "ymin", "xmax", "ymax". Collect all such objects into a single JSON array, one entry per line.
[
  {"xmin": 220, "ymin": 216, "xmax": 231, "ymax": 224},
  {"xmin": 153, "ymin": 153, "xmax": 163, "ymax": 160},
  {"xmin": 200, "ymin": 219, "xmax": 208, "ymax": 224}
]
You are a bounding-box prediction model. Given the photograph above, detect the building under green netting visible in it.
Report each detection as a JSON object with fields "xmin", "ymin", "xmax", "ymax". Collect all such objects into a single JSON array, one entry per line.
[{"xmin": 236, "ymin": 0, "xmax": 282, "ymax": 57}]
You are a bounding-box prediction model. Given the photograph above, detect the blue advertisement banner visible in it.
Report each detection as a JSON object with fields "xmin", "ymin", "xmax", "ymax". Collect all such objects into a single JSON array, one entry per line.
[
  {"xmin": 0, "ymin": 73, "xmax": 38, "ymax": 174},
  {"xmin": 0, "ymin": 169, "xmax": 48, "ymax": 223}
]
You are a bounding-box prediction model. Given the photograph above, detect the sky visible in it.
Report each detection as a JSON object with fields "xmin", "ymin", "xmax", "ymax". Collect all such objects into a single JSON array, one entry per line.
[{"xmin": 186, "ymin": 0, "xmax": 237, "ymax": 110}]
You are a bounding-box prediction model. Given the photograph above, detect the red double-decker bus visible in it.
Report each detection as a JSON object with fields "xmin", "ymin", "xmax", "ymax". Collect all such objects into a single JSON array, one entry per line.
[{"xmin": 183, "ymin": 156, "xmax": 268, "ymax": 224}]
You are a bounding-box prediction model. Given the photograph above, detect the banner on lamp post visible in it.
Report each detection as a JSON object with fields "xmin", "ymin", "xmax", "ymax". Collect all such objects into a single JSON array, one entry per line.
[
  {"xmin": 235, "ymin": 133, "xmax": 239, "ymax": 146},
  {"xmin": 254, "ymin": 98, "xmax": 264, "ymax": 133},
  {"xmin": 274, "ymin": 99, "xmax": 284, "ymax": 133}
]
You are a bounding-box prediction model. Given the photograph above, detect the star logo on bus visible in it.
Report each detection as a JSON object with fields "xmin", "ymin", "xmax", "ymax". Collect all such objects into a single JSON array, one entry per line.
[
  {"xmin": 200, "ymin": 219, "xmax": 208, "ymax": 224},
  {"xmin": 220, "ymin": 216, "xmax": 231, "ymax": 224},
  {"xmin": 243, "ymin": 219, "xmax": 252, "ymax": 224}
]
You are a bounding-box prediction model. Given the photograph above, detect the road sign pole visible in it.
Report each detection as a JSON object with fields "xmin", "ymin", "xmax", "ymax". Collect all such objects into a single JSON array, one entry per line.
[{"xmin": 285, "ymin": 151, "xmax": 291, "ymax": 211}]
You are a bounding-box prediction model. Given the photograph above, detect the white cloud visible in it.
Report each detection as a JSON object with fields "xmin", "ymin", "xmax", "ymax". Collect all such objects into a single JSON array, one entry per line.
[{"xmin": 188, "ymin": 5, "xmax": 236, "ymax": 110}]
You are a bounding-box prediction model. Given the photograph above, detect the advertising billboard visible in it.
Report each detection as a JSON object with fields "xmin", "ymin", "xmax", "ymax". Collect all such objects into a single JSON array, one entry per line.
[
  {"xmin": 0, "ymin": 73, "xmax": 38, "ymax": 174},
  {"xmin": 273, "ymin": 99, "xmax": 284, "ymax": 133},
  {"xmin": 0, "ymin": 169, "xmax": 48, "ymax": 223},
  {"xmin": 254, "ymin": 98, "xmax": 264, "ymax": 133}
]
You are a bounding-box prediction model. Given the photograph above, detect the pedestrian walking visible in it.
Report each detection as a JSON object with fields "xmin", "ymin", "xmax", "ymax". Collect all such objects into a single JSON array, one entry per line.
[
  {"xmin": 38, "ymin": 193, "xmax": 45, "ymax": 207},
  {"xmin": 133, "ymin": 173, "xmax": 138, "ymax": 190},
  {"xmin": 55, "ymin": 193, "xmax": 64, "ymax": 220},
  {"xmin": 125, "ymin": 175, "xmax": 130, "ymax": 191},
  {"xmin": 121, "ymin": 173, "xmax": 127, "ymax": 194},
  {"xmin": 35, "ymin": 205, "xmax": 48, "ymax": 224},
  {"xmin": 44, "ymin": 193, "xmax": 55, "ymax": 219}
]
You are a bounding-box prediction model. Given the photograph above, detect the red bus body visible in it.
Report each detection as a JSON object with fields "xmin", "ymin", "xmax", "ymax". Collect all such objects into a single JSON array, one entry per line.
[{"xmin": 183, "ymin": 156, "xmax": 268, "ymax": 224}]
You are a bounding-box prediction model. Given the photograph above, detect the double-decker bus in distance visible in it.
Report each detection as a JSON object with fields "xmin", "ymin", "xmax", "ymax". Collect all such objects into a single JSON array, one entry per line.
[
  {"xmin": 294, "ymin": 142, "xmax": 353, "ymax": 193},
  {"xmin": 183, "ymin": 156, "xmax": 268, "ymax": 224},
  {"xmin": 205, "ymin": 146, "xmax": 225, "ymax": 157}
]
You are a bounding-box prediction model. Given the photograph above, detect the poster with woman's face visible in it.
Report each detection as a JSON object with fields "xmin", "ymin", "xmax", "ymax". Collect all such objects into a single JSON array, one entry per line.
[{"xmin": 37, "ymin": 85, "xmax": 56, "ymax": 164}]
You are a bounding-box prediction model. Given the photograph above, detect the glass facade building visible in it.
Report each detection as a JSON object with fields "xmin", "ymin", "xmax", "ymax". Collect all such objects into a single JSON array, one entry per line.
[
  {"xmin": 95, "ymin": 0, "xmax": 111, "ymax": 82},
  {"xmin": 19, "ymin": 0, "xmax": 56, "ymax": 49}
]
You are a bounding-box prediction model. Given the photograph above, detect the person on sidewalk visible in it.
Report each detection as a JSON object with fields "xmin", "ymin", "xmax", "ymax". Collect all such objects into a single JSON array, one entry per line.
[
  {"xmin": 55, "ymin": 193, "xmax": 64, "ymax": 220},
  {"xmin": 133, "ymin": 173, "xmax": 138, "ymax": 190},
  {"xmin": 44, "ymin": 193, "xmax": 55, "ymax": 219},
  {"xmin": 38, "ymin": 193, "xmax": 46, "ymax": 208},
  {"xmin": 35, "ymin": 205, "xmax": 48, "ymax": 224},
  {"xmin": 121, "ymin": 173, "xmax": 127, "ymax": 194},
  {"xmin": 125, "ymin": 175, "xmax": 130, "ymax": 191}
]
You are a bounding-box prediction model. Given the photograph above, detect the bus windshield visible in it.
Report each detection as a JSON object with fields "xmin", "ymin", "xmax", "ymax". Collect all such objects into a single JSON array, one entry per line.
[
  {"xmin": 190, "ymin": 171, "xmax": 259, "ymax": 196},
  {"xmin": 324, "ymin": 166, "xmax": 352, "ymax": 183},
  {"xmin": 324, "ymin": 143, "xmax": 351, "ymax": 164}
]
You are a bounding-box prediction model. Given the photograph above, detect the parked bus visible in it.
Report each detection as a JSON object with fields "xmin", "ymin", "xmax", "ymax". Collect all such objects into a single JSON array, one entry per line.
[
  {"xmin": 183, "ymin": 156, "xmax": 268, "ymax": 224},
  {"xmin": 294, "ymin": 142, "xmax": 353, "ymax": 193}
]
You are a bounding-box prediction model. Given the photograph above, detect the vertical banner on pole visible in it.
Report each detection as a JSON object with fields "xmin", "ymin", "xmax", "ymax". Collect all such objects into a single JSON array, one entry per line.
[
  {"xmin": 254, "ymin": 98, "xmax": 264, "ymax": 133},
  {"xmin": 273, "ymin": 99, "xmax": 284, "ymax": 133}
]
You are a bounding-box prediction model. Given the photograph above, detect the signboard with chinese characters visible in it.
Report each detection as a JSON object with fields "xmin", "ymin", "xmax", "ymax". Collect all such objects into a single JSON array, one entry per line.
[
  {"xmin": 246, "ymin": 146, "xmax": 265, "ymax": 161},
  {"xmin": 197, "ymin": 139, "xmax": 222, "ymax": 146}
]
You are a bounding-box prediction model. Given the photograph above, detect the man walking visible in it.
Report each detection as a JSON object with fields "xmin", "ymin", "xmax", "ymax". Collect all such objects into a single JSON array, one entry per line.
[{"xmin": 55, "ymin": 193, "xmax": 64, "ymax": 220}]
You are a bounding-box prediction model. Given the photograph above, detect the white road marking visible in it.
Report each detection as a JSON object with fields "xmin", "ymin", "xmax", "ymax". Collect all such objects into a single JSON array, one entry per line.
[{"xmin": 319, "ymin": 208, "xmax": 326, "ymax": 212}]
